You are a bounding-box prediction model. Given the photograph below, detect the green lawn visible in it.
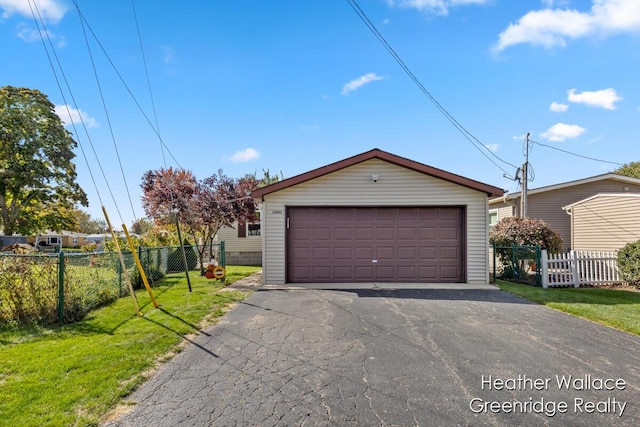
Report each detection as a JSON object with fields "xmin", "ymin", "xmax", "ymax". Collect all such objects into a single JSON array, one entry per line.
[
  {"xmin": 497, "ymin": 280, "xmax": 640, "ymax": 336},
  {"xmin": 0, "ymin": 266, "xmax": 260, "ymax": 427}
]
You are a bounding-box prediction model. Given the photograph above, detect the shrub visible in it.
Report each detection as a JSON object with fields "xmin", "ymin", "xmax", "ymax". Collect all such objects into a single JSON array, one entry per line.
[
  {"xmin": 617, "ymin": 240, "xmax": 640, "ymax": 287},
  {"xmin": 132, "ymin": 267, "xmax": 165, "ymax": 289},
  {"xmin": 166, "ymin": 240, "xmax": 198, "ymax": 273},
  {"xmin": 490, "ymin": 217, "xmax": 562, "ymax": 282},
  {"xmin": 490, "ymin": 217, "xmax": 562, "ymax": 252}
]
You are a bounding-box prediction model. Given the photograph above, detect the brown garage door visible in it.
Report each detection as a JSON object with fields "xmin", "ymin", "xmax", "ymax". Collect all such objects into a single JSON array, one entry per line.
[{"xmin": 286, "ymin": 207, "xmax": 464, "ymax": 283}]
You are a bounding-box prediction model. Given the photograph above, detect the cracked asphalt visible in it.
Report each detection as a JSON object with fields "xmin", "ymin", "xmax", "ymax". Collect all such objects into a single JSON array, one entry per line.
[{"xmin": 103, "ymin": 280, "xmax": 640, "ymax": 426}]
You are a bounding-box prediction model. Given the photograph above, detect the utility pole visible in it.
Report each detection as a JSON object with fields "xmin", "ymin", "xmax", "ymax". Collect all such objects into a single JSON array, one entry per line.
[{"xmin": 520, "ymin": 132, "xmax": 531, "ymax": 218}]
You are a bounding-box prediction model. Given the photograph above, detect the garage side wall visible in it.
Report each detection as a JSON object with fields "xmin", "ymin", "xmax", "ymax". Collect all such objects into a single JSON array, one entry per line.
[{"xmin": 260, "ymin": 159, "xmax": 489, "ymax": 284}]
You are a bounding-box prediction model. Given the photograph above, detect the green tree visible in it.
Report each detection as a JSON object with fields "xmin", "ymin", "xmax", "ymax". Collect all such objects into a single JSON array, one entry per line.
[
  {"xmin": 72, "ymin": 209, "xmax": 107, "ymax": 234},
  {"xmin": 614, "ymin": 162, "xmax": 640, "ymax": 179},
  {"xmin": 0, "ymin": 86, "xmax": 88, "ymax": 235}
]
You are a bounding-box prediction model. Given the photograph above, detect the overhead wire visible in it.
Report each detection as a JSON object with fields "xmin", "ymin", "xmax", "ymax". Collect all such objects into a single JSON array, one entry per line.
[
  {"xmin": 71, "ymin": 0, "xmax": 182, "ymax": 169},
  {"xmin": 73, "ymin": 3, "xmax": 137, "ymax": 224},
  {"xmin": 27, "ymin": 0, "xmax": 107, "ymax": 208},
  {"xmin": 531, "ymin": 140, "xmax": 624, "ymax": 166},
  {"xmin": 345, "ymin": 0, "xmax": 519, "ymax": 177}
]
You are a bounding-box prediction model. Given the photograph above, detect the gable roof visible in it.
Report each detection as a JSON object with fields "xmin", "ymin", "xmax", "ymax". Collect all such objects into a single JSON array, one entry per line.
[
  {"xmin": 252, "ymin": 148, "xmax": 504, "ymax": 199},
  {"xmin": 563, "ymin": 192, "xmax": 640, "ymax": 211},
  {"xmin": 490, "ymin": 173, "xmax": 640, "ymax": 204}
]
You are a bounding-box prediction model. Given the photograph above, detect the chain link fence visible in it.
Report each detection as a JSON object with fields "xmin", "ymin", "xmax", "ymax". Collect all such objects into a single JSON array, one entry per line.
[
  {"xmin": 0, "ymin": 243, "xmax": 224, "ymax": 326},
  {"xmin": 490, "ymin": 244, "xmax": 541, "ymax": 286}
]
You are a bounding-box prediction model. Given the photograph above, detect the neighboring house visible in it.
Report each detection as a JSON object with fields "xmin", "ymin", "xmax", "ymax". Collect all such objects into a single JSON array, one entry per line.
[
  {"xmin": 563, "ymin": 193, "xmax": 640, "ymax": 251},
  {"xmin": 251, "ymin": 148, "xmax": 503, "ymax": 285},
  {"xmin": 215, "ymin": 217, "xmax": 262, "ymax": 266},
  {"xmin": 489, "ymin": 173, "xmax": 640, "ymax": 251},
  {"xmin": 27, "ymin": 231, "xmax": 90, "ymax": 249}
]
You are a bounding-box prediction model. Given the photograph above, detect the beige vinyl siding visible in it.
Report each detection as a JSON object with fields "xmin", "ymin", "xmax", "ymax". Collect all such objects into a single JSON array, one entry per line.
[
  {"xmin": 490, "ymin": 180, "xmax": 640, "ymax": 251},
  {"xmin": 260, "ymin": 158, "xmax": 490, "ymax": 285},
  {"xmin": 216, "ymin": 222, "xmax": 262, "ymax": 253},
  {"xmin": 526, "ymin": 181, "xmax": 640, "ymax": 251},
  {"xmin": 570, "ymin": 195, "xmax": 640, "ymax": 251}
]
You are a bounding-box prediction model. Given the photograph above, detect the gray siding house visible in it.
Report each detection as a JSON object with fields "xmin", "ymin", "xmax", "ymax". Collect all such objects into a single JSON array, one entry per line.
[
  {"xmin": 564, "ymin": 193, "xmax": 640, "ymax": 251},
  {"xmin": 489, "ymin": 174, "xmax": 640, "ymax": 251},
  {"xmin": 252, "ymin": 148, "xmax": 503, "ymax": 285}
]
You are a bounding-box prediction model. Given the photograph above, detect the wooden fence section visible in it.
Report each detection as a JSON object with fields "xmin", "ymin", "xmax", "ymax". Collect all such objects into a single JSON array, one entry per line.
[{"xmin": 541, "ymin": 250, "xmax": 620, "ymax": 288}]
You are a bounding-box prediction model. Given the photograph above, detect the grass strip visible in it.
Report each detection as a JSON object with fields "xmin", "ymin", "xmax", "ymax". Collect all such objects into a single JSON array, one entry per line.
[
  {"xmin": 496, "ymin": 280, "xmax": 640, "ymax": 336},
  {"xmin": 0, "ymin": 266, "xmax": 260, "ymax": 427}
]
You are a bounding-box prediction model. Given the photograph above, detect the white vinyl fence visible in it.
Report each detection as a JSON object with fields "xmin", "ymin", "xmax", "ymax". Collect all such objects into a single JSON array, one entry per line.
[{"xmin": 541, "ymin": 250, "xmax": 620, "ymax": 288}]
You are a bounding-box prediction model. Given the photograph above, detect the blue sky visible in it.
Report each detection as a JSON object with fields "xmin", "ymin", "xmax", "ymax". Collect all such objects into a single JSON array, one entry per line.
[{"xmin": 1, "ymin": 0, "xmax": 639, "ymax": 228}]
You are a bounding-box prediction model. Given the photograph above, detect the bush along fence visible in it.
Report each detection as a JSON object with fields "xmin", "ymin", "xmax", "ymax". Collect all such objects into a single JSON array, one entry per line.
[
  {"xmin": 541, "ymin": 250, "xmax": 620, "ymax": 288},
  {"xmin": 0, "ymin": 243, "xmax": 224, "ymax": 326},
  {"xmin": 491, "ymin": 244, "xmax": 542, "ymax": 286}
]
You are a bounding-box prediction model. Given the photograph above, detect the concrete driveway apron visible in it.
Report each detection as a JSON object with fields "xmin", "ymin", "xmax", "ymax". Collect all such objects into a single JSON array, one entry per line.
[{"xmin": 104, "ymin": 282, "xmax": 640, "ymax": 426}]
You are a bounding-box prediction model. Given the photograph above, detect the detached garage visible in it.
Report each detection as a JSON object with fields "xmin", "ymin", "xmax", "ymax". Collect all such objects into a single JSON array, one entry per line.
[{"xmin": 251, "ymin": 149, "xmax": 503, "ymax": 285}]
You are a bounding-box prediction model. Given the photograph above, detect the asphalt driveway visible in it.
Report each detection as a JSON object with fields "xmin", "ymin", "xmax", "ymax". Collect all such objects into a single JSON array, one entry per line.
[{"xmin": 104, "ymin": 281, "xmax": 640, "ymax": 426}]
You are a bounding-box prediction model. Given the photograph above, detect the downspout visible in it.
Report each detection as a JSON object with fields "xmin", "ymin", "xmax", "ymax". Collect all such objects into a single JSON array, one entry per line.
[{"xmin": 563, "ymin": 205, "xmax": 573, "ymax": 251}]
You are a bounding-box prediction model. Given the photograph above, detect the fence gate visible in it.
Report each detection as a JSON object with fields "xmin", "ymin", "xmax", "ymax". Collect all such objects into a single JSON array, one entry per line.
[{"xmin": 541, "ymin": 250, "xmax": 620, "ymax": 288}]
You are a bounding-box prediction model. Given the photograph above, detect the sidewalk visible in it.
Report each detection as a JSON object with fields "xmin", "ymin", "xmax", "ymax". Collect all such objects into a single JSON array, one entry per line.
[{"xmin": 217, "ymin": 269, "xmax": 263, "ymax": 292}]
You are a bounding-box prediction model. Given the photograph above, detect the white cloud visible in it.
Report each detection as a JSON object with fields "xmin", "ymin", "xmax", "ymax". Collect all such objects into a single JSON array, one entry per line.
[
  {"xmin": 0, "ymin": 0, "xmax": 67, "ymax": 23},
  {"xmin": 540, "ymin": 122, "xmax": 586, "ymax": 142},
  {"xmin": 16, "ymin": 23, "xmax": 65, "ymax": 47},
  {"xmin": 229, "ymin": 148, "xmax": 260, "ymax": 163},
  {"xmin": 567, "ymin": 88, "xmax": 622, "ymax": 110},
  {"xmin": 55, "ymin": 105, "xmax": 98, "ymax": 128},
  {"xmin": 386, "ymin": 0, "xmax": 490, "ymax": 16},
  {"xmin": 494, "ymin": 0, "xmax": 640, "ymax": 51},
  {"xmin": 341, "ymin": 73, "xmax": 385, "ymax": 95},
  {"xmin": 485, "ymin": 144, "xmax": 499, "ymax": 152},
  {"xmin": 549, "ymin": 102, "xmax": 569, "ymax": 112}
]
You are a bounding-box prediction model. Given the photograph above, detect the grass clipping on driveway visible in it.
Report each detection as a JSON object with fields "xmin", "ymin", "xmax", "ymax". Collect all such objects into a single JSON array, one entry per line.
[
  {"xmin": 0, "ymin": 266, "xmax": 260, "ymax": 427},
  {"xmin": 497, "ymin": 280, "xmax": 640, "ymax": 336}
]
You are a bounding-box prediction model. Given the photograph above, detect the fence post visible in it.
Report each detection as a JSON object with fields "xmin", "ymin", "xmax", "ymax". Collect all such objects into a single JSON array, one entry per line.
[
  {"xmin": 220, "ymin": 241, "xmax": 226, "ymax": 283},
  {"xmin": 571, "ymin": 250, "xmax": 579, "ymax": 288},
  {"xmin": 541, "ymin": 250, "xmax": 549, "ymax": 288},
  {"xmin": 58, "ymin": 251, "xmax": 65, "ymax": 322},
  {"xmin": 535, "ymin": 246, "xmax": 541, "ymax": 287},
  {"xmin": 492, "ymin": 243, "xmax": 496, "ymax": 284}
]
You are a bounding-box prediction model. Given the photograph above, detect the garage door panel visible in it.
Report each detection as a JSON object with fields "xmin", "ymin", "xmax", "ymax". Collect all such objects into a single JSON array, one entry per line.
[
  {"xmin": 334, "ymin": 227, "xmax": 352, "ymax": 240},
  {"xmin": 376, "ymin": 266, "xmax": 395, "ymax": 280},
  {"xmin": 334, "ymin": 247, "xmax": 352, "ymax": 259},
  {"xmin": 397, "ymin": 227, "xmax": 416, "ymax": 239},
  {"xmin": 418, "ymin": 227, "xmax": 437, "ymax": 239},
  {"xmin": 355, "ymin": 266, "xmax": 374, "ymax": 280},
  {"xmin": 376, "ymin": 246, "xmax": 395, "ymax": 259},
  {"xmin": 440, "ymin": 227, "xmax": 460, "ymax": 240},
  {"xmin": 354, "ymin": 247, "xmax": 373, "ymax": 260},
  {"xmin": 334, "ymin": 266, "xmax": 353, "ymax": 280},
  {"xmin": 313, "ymin": 228, "xmax": 331, "ymax": 240},
  {"xmin": 287, "ymin": 207, "xmax": 463, "ymax": 283},
  {"xmin": 441, "ymin": 247, "xmax": 460, "ymax": 259},
  {"xmin": 313, "ymin": 247, "xmax": 331, "ymax": 259},
  {"xmin": 397, "ymin": 246, "xmax": 416, "ymax": 259},
  {"xmin": 376, "ymin": 227, "xmax": 394, "ymax": 240}
]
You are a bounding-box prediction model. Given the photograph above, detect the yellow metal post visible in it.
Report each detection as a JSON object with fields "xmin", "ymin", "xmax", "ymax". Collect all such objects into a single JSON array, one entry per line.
[
  {"xmin": 102, "ymin": 206, "xmax": 141, "ymax": 316},
  {"xmin": 122, "ymin": 224, "xmax": 159, "ymax": 308}
]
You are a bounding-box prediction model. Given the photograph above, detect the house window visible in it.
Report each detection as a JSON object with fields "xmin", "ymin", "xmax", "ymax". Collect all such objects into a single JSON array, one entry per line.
[
  {"xmin": 238, "ymin": 214, "xmax": 261, "ymax": 238},
  {"xmin": 72, "ymin": 237, "xmax": 78, "ymax": 245},
  {"xmin": 248, "ymin": 223, "xmax": 261, "ymax": 236},
  {"xmin": 489, "ymin": 211, "xmax": 498, "ymax": 228},
  {"xmin": 48, "ymin": 237, "xmax": 60, "ymax": 245}
]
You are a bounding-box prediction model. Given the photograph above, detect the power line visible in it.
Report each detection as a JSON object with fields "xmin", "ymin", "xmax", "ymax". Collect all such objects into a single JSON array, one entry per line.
[
  {"xmin": 345, "ymin": 0, "xmax": 519, "ymax": 177},
  {"xmin": 71, "ymin": 1, "xmax": 182, "ymax": 169},
  {"xmin": 531, "ymin": 140, "xmax": 624, "ymax": 166}
]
